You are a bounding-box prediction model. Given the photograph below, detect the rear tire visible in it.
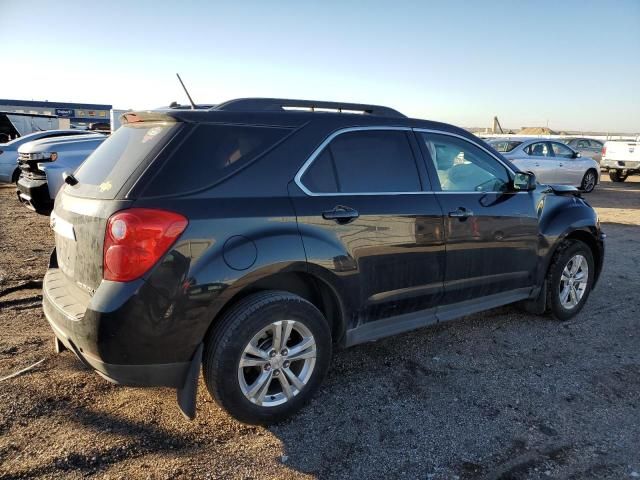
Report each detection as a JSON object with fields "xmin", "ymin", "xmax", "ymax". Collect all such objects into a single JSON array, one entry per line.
[
  {"xmin": 580, "ymin": 169, "xmax": 597, "ymax": 192},
  {"xmin": 546, "ymin": 240, "xmax": 595, "ymax": 321},
  {"xmin": 609, "ymin": 170, "xmax": 628, "ymax": 182},
  {"xmin": 203, "ymin": 291, "xmax": 332, "ymax": 424}
]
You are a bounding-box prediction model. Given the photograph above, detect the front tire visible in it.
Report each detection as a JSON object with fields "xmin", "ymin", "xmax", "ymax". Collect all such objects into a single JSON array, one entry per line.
[
  {"xmin": 546, "ymin": 240, "xmax": 595, "ymax": 321},
  {"xmin": 609, "ymin": 170, "xmax": 628, "ymax": 182},
  {"xmin": 203, "ymin": 291, "xmax": 332, "ymax": 424},
  {"xmin": 580, "ymin": 169, "xmax": 597, "ymax": 192}
]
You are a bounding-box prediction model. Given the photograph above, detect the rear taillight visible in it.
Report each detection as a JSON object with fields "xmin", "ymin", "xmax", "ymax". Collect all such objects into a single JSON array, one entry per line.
[
  {"xmin": 601, "ymin": 146, "xmax": 606, "ymax": 156},
  {"xmin": 104, "ymin": 208, "xmax": 188, "ymax": 282}
]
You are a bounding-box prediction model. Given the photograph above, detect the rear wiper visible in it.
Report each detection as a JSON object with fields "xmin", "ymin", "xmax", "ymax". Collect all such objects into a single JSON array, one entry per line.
[{"xmin": 63, "ymin": 171, "xmax": 79, "ymax": 186}]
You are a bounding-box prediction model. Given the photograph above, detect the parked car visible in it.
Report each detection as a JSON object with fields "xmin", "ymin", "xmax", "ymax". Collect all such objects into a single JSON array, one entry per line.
[
  {"xmin": 16, "ymin": 134, "xmax": 106, "ymax": 213},
  {"xmin": 488, "ymin": 138, "xmax": 600, "ymax": 192},
  {"xmin": 601, "ymin": 137, "xmax": 640, "ymax": 182},
  {"xmin": 560, "ymin": 137, "xmax": 604, "ymax": 164},
  {"xmin": 44, "ymin": 98, "xmax": 604, "ymax": 424},
  {"xmin": 0, "ymin": 129, "xmax": 96, "ymax": 184}
]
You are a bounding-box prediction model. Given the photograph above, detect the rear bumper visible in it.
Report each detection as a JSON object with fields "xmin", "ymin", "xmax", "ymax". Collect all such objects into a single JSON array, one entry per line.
[
  {"xmin": 47, "ymin": 317, "xmax": 189, "ymax": 387},
  {"xmin": 16, "ymin": 176, "xmax": 53, "ymax": 213},
  {"xmin": 601, "ymin": 159, "xmax": 640, "ymax": 171},
  {"xmin": 42, "ymin": 266, "xmax": 190, "ymax": 388}
]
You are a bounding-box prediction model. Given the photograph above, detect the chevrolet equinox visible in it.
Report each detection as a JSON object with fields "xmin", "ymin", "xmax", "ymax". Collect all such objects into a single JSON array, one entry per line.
[{"xmin": 43, "ymin": 98, "xmax": 605, "ymax": 424}]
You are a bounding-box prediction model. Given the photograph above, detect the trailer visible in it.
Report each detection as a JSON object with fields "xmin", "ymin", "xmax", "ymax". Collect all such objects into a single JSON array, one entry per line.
[{"xmin": 0, "ymin": 111, "xmax": 70, "ymax": 142}]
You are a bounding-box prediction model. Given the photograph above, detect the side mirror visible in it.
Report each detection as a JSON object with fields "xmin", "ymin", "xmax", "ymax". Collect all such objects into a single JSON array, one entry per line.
[
  {"xmin": 62, "ymin": 171, "xmax": 78, "ymax": 186},
  {"xmin": 513, "ymin": 172, "xmax": 536, "ymax": 191},
  {"xmin": 573, "ymin": 151, "xmax": 581, "ymax": 159}
]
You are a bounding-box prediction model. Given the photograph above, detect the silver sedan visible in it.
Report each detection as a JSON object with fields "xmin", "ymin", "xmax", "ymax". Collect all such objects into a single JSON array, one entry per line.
[{"xmin": 488, "ymin": 138, "xmax": 600, "ymax": 192}]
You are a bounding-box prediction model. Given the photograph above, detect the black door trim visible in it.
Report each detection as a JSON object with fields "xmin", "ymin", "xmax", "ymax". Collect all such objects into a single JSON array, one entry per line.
[{"xmin": 344, "ymin": 286, "xmax": 532, "ymax": 347}]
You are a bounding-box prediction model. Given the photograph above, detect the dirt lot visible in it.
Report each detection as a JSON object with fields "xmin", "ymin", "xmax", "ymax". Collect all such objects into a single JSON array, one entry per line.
[{"xmin": 0, "ymin": 177, "xmax": 639, "ymax": 480}]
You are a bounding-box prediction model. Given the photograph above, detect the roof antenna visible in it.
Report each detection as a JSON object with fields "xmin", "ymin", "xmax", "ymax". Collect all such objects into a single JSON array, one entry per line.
[{"xmin": 176, "ymin": 73, "xmax": 196, "ymax": 110}]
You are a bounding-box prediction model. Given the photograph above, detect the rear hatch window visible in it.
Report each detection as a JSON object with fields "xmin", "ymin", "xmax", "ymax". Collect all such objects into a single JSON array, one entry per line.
[
  {"xmin": 69, "ymin": 122, "xmax": 178, "ymax": 199},
  {"xmin": 141, "ymin": 124, "xmax": 291, "ymax": 197}
]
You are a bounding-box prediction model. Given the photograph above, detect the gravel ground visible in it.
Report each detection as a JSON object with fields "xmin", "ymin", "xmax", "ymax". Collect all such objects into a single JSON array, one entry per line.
[{"xmin": 0, "ymin": 177, "xmax": 639, "ymax": 480}]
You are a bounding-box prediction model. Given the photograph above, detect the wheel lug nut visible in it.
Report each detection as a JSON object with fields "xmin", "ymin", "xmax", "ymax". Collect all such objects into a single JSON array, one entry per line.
[
  {"xmin": 264, "ymin": 364, "xmax": 271, "ymax": 371},
  {"xmin": 269, "ymin": 350, "xmax": 276, "ymax": 358},
  {"xmin": 283, "ymin": 360, "xmax": 290, "ymax": 368},
  {"xmin": 273, "ymin": 370, "xmax": 280, "ymax": 377},
  {"xmin": 281, "ymin": 349, "xmax": 288, "ymax": 356}
]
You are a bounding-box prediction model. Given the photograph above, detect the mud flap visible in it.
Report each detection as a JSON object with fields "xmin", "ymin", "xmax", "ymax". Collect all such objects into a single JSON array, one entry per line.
[
  {"xmin": 177, "ymin": 343, "xmax": 203, "ymax": 420},
  {"xmin": 521, "ymin": 280, "xmax": 547, "ymax": 315},
  {"xmin": 54, "ymin": 336, "xmax": 67, "ymax": 354}
]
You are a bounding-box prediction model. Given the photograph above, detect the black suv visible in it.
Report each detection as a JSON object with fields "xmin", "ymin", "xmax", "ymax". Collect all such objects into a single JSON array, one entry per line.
[{"xmin": 44, "ymin": 98, "xmax": 604, "ymax": 424}]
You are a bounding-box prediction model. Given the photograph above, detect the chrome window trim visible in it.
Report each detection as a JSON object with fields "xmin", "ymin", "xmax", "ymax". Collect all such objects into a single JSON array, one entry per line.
[{"xmin": 293, "ymin": 126, "xmax": 524, "ymax": 197}]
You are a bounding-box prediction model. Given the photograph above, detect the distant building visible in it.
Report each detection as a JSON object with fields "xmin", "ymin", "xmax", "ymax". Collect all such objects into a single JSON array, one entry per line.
[{"xmin": 0, "ymin": 99, "xmax": 112, "ymax": 129}]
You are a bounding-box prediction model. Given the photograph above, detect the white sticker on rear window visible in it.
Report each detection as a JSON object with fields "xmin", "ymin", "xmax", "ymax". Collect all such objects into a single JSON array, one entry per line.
[
  {"xmin": 143, "ymin": 126, "xmax": 163, "ymax": 143},
  {"xmin": 99, "ymin": 181, "xmax": 112, "ymax": 192}
]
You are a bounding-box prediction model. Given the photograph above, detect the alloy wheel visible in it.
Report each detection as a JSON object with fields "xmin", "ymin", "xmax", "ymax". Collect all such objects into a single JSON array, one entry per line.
[
  {"xmin": 238, "ymin": 320, "xmax": 317, "ymax": 407},
  {"xmin": 558, "ymin": 254, "xmax": 589, "ymax": 309},
  {"xmin": 582, "ymin": 171, "xmax": 596, "ymax": 192}
]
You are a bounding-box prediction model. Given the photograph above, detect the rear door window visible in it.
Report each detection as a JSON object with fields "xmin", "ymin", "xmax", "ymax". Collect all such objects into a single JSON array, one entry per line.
[
  {"xmin": 301, "ymin": 148, "xmax": 339, "ymax": 193},
  {"xmin": 71, "ymin": 122, "xmax": 177, "ymax": 199},
  {"xmin": 143, "ymin": 124, "xmax": 291, "ymax": 196},
  {"xmin": 525, "ymin": 142, "xmax": 552, "ymax": 157},
  {"xmin": 300, "ymin": 130, "xmax": 422, "ymax": 193}
]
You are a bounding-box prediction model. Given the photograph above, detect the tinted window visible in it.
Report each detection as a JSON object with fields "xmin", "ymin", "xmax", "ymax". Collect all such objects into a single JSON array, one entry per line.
[
  {"xmin": 420, "ymin": 133, "xmax": 510, "ymax": 192},
  {"xmin": 301, "ymin": 130, "xmax": 421, "ymax": 193},
  {"xmin": 551, "ymin": 142, "xmax": 574, "ymax": 158},
  {"xmin": 301, "ymin": 148, "xmax": 338, "ymax": 193},
  {"xmin": 525, "ymin": 142, "xmax": 552, "ymax": 157},
  {"xmin": 589, "ymin": 139, "xmax": 603, "ymax": 148},
  {"xmin": 576, "ymin": 139, "xmax": 590, "ymax": 148},
  {"xmin": 71, "ymin": 122, "xmax": 177, "ymax": 199},
  {"xmin": 144, "ymin": 124, "xmax": 291, "ymax": 196}
]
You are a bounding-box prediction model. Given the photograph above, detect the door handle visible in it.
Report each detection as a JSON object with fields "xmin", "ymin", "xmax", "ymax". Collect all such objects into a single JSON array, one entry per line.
[
  {"xmin": 448, "ymin": 207, "xmax": 474, "ymax": 219},
  {"xmin": 322, "ymin": 206, "xmax": 359, "ymax": 224}
]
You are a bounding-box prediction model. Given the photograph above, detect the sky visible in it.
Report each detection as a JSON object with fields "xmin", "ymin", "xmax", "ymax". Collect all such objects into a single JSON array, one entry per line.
[{"xmin": 1, "ymin": 0, "xmax": 639, "ymax": 132}]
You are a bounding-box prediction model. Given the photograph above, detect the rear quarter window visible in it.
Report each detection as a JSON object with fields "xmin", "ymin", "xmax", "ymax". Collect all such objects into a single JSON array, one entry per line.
[{"xmin": 142, "ymin": 124, "xmax": 291, "ymax": 197}]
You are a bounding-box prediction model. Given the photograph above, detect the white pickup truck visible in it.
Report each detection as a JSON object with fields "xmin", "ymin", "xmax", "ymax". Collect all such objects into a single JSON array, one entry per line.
[{"xmin": 601, "ymin": 137, "xmax": 640, "ymax": 182}]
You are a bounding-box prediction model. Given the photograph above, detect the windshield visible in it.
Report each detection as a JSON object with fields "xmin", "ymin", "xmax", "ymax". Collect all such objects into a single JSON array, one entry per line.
[{"xmin": 69, "ymin": 122, "xmax": 178, "ymax": 199}]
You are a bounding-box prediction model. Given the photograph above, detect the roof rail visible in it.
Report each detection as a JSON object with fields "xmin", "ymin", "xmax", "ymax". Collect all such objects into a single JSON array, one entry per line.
[
  {"xmin": 213, "ymin": 98, "xmax": 406, "ymax": 118},
  {"xmin": 167, "ymin": 102, "xmax": 216, "ymax": 110}
]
